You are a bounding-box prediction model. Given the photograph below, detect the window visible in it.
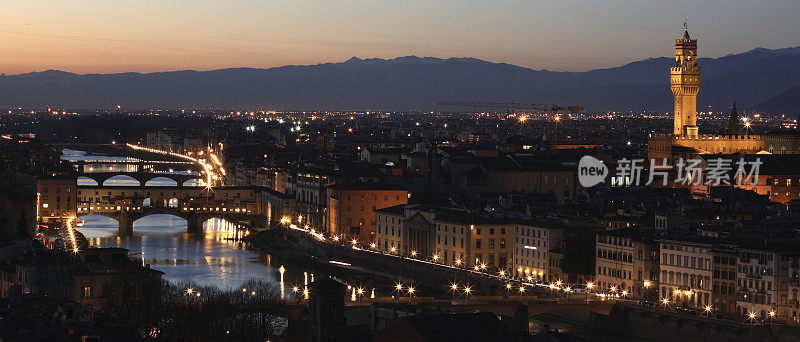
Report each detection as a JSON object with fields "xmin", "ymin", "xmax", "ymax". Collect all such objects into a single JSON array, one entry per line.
[
  {"xmin": 476, "ymin": 240, "xmax": 482, "ymax": 248},
  {"xmin": 83, "ymin": 286, "xmax": 92, "ymax": 298},
  {"xmin": 489, "ymin": 239, "xmax": 494, "ymax": 248}
]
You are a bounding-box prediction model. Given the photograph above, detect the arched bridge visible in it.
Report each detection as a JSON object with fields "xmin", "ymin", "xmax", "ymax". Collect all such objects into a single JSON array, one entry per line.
[
  {"xmin": 79, "ymin": 172, "xmax": 204, "ymax": 187},
  {"xmin": 77, "ymin": 186, "xmax": 272, "ymax": 235},
  {"xmin": 72, "ymin": 158, "xmax": 205, "ymax": 187}
]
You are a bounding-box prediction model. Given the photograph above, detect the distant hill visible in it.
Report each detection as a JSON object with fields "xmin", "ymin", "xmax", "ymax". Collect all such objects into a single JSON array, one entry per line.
[
  {"xmin": 0, "ymin": 46, "xmax": 798, "ymax": 112},
  {"xmin": 755, "ymin": 85, "xmax": 800, "ymax": 114}
]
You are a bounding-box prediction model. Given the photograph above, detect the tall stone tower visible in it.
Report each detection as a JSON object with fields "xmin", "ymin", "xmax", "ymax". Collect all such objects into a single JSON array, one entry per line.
[{"xmin": 671, "ymin": 23, "xmax": 700, "ymax": 137}]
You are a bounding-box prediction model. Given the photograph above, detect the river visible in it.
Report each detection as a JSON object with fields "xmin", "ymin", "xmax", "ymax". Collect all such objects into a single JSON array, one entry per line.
[
  {"xmin": 76, "ymin": 215, "xmax": 280, "ymax": 290},
  {"xmin": 64, "ymin": 148, "xmax": 281, "ymax": 290}
]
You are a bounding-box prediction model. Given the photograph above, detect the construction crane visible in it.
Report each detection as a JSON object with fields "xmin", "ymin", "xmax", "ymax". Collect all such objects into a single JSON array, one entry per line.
[{"xmin": 437, "ymin": 101, "xmax": 583, "ymax": 113}]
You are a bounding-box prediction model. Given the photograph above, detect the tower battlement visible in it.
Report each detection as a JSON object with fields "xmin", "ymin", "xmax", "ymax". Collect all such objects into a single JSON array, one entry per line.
[
  {"xmin": 649, "ymin": 133, "xmax": 762, "ymax": 141},
  {"xmin": 670, "ymin": 67, "xmax": 700, "ymax": 73}
]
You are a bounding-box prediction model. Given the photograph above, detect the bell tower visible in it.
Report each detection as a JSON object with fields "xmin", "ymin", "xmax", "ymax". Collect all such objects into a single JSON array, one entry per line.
[{"xmin": 671, "ymin": 22, "xmax": 700, "ymax": 137}]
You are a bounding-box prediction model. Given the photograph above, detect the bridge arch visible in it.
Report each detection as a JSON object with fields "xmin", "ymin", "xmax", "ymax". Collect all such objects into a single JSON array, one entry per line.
[
  {"xmin": 77, "ymin": 176, "xmax": 99, "ymax": 186},
  {"xmin": 130, "ymin": 214, "xmax": 189, "ymax": 234},
  {"xmin": 102, "ymin": 175, "xmax": 141, "ymax": 187},
  {"xmin": 182, "ymin": 178, "xmax": 206, "ymax": 187},
  {"xmin": 144, "ymin": 176, "xmax": 179, "ymax": 187},
  {"xmin": 142, "ymin": 197, "xmax": 168, "ymax": 208}
]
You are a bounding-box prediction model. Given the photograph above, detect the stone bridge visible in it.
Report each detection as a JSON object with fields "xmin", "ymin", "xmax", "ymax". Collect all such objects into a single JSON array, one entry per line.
[
  {"xmin": 77, "ymin": 185, "xmax": 273, "ymax": 235},
  {"xmin": 73, "ymin": 158, "xmax": 206, "ymax": 187},
  {"xmin": 78, "ymin": 171, "xmax": 205, "ymax": 187}
]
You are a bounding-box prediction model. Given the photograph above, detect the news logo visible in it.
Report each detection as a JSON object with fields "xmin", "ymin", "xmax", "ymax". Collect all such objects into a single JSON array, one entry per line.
[{"xmin": 578, "ymin": 156, "xmax": 607, "ymax": 188}]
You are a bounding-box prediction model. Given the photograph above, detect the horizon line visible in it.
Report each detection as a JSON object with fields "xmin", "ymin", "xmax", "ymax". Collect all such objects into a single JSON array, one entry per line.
[{"xmin": 3, "ymin": 44, "xmax": 796, "ymax": 77}]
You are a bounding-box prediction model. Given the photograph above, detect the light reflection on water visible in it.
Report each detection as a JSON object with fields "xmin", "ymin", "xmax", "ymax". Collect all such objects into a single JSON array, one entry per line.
[{"xmin": 77, "ymin": 215, "xmax": 277, "ymax": 289}]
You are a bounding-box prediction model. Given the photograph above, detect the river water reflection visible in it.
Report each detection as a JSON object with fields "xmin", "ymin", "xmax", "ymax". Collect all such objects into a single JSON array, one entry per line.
[{"xmin": 77, "ymin": 215, "xmax": 279, "ymax": 289}]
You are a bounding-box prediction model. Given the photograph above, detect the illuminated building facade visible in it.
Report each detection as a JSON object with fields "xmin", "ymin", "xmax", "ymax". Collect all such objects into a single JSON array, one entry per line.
[
  {"xmin": 37, "ymin": 176, "xmax": 77, "ymax": 225},
  {"xmin": 513, "ymin": 219, "xmax": 566, "ymax": 281},
  {"xmin": 327, "ymin": 183, "xmax": 408, "ymax": 243},
  {"xmin": 659, "ymin": 239, "xmax": 714, "ymax": 309}
]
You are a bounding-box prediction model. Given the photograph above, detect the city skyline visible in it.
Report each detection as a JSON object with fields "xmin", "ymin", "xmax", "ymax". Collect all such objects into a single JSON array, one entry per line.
[{"xmin": 2, "ymin": 0, "xmax": 799, "ymax": 74}]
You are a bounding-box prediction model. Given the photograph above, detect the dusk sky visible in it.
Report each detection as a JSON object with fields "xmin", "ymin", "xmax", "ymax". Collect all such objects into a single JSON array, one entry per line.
[{"xmin": 1, "ymin": 0, "xmax": 798, "ymax": 75}]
